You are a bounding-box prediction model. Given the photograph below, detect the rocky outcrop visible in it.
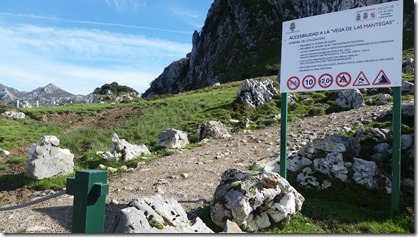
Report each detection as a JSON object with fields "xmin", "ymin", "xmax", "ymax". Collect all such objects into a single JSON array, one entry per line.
[
  {"xmin": 113, "ymin": 194, "xmax": 213, "ymax": 233},
  {"xmin": 102, "ymin": 133, "xmax": 150, "ymax": 161},
  {"xmin": 236, "ymin": 78, "xmax": 277, "ymax": 109},
  {"xmin": 25, "ymin": 136, "xmax": 74, "ymax": 180},
  {"xmin": 143, "ymin": 0, "xmax": 411, "ymax": 97},
  {"xmin": 402, "ymin": 81, "xmax": 414, "ymax": 94},
  {"xmin": 197, "ymin": 121, "xmax": 231, "ymax": 141},
  {"xmin": 157, "ymin": 128, "xmax": 189, "ymax": 149},
  {"xmin": 143, "ymin": 58, "xmax": 190, "ymax": 98},
  {"xmin": 1, "ymin": 111, "xmax": 25, "ymax": 119},
  {"xmin": 402, "ymin": 58, "xmax": 414, "ymax": 74},
  {"xmin": 335, "ymin": 89, "xmax": 364, "ymax": 110},
  {"xmin": 210, "ymin": 168, "xmax": 304, "ymax": 232},
  {"xmin": 284, "ymin": 133, "xmax": 395, "ymax": 193}
]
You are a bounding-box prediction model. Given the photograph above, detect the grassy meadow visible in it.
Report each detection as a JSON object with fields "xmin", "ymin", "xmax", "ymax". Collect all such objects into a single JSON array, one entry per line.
[{"xmin": 0, "ymin": 63, "xmax": 415, "ymax": 233}]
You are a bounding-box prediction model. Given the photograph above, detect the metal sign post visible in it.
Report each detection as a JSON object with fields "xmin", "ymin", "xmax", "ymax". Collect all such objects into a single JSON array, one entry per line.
[
  {"xmin": 66, "ymin": 170, "xmax": 109, "ymax": 233},
  {"xmin": 391, "ymin": 87, "xmax": 402, "ymax": 214},
  {"xmin": 279, "ymin": 1, "xmax": 403, "ymax": 214},
  {"xmin": 280, "ymin": 92, "xmax": 288, "ymax": 179}
]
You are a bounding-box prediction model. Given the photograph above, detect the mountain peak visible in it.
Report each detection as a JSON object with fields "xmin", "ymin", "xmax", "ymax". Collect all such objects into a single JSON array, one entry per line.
[{"xmin": 43, "ymin": 83, "xmax": 60, "ymax": 93}]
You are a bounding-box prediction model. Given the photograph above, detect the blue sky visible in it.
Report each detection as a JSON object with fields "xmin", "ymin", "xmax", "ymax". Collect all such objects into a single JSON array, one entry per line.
[{"xmin": 0, "ymin": 0, "xmax": 213, "ymax": 95}]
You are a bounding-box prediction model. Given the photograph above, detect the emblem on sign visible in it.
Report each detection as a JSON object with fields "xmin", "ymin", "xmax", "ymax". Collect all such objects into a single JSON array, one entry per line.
[
  {"xmin": 290, "ymin": 22, "xmax": 296, "ymax": 31},
  {"xmin": 363, "ymin": 12, "xmax": 368, "ymax": 19}
]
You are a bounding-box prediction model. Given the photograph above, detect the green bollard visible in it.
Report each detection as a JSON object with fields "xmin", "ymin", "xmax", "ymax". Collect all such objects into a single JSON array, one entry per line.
[{"xmin": 66, "ymin": 170, "xmax": 109, "ymax": 233}]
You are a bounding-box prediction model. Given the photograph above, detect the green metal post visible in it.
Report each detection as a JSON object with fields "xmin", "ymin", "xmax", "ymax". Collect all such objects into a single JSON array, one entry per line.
[
  {"xmin": 66, "ymin": 170, "xmax": 109, "ymax": 233},
  {"xmin": 280, "ymin": 92, "xmax": 288, "ymax": 179},
  {"xmin": 391, "ymin": 87, "xmax": 402, "ymax": 214}
]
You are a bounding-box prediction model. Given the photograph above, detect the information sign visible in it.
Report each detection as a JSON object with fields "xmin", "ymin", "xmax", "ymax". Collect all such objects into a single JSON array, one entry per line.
[{"xmin": 280, "ymin": 1, "xmax": 403, "ymax": 93}]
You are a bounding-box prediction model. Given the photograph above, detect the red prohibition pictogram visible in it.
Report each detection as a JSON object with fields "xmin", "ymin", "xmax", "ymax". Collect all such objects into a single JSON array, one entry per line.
[
  {"xmin": 287, "ymin": 76, "xmax": 300, "ymax": 90},
  {"xmin": 318, "ymin": 73, "xmax": 333, "ymax": 88},
  {"xmin": 302, "ymin": 75, "xmax": 316, "ymax": 90},
  {"xmin": 335, "ymin": 72, "xmax": 351, "ymax": 87},
  {"xmin": 353, "ymin": 71, "xmax": 370, "ymax": 86}
]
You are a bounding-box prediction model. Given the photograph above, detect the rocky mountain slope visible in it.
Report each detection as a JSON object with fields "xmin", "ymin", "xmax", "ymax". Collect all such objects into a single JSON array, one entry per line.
[
  {"xmin": 0, "ymin": 83, "xmax": 95, "ymax": 108},
  {"xmin": 143, "ymin": 0, "xmax": 414, "ymax": 98}
]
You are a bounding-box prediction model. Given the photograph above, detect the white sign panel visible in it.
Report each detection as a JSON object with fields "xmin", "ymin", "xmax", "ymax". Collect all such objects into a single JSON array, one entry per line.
[{"xmin": 280, "ymin": 1, "xmax": 403, "ymax": 93}]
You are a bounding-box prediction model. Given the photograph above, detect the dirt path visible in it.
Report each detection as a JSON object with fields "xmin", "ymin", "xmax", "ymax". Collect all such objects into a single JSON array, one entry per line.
[{"xmin": 0, "ymin": 101, "xmax": 412, "ymax": 233}]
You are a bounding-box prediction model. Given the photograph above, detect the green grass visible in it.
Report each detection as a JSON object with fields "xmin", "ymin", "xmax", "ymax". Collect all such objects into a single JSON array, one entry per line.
[
  {"xmin": 6, "ymin": 156, "xmax": 27, "ymax": 165},
  {"xmin": 0, "ymin": 117, "xmax": 61, "ymax": 151}
]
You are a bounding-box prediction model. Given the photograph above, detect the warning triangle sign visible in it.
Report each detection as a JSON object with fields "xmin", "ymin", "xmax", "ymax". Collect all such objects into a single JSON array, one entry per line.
[
  {"xmin": 353, "ymin": 71, "xmax": 370, "ymax": 86},
  {"xmin": 373, "ymin": 70, "xmax": 391, "ymax": 85}
]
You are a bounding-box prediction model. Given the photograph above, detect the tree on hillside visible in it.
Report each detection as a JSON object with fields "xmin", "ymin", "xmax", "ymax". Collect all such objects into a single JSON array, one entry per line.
[{"xmin": 93, "ymin": 82, "xmax": 138, "ymax": 96}]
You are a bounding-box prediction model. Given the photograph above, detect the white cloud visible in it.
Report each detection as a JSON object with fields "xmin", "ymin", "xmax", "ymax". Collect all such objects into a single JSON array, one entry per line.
[
  {"xmin": 105, "ymin": 0, "xmax": 147, "ymax": 13},
  {"xmin": 0, "ymin": 12, "xmax": 192, "ymax": 34},
  {"xmin": 169, "ymin": 7, "xmax": 199, "ymax": 19},
  {"xmin": 0, "ymin": 24, "xmax": 191, "ymax": 62},
  {"xmin": 0, "ymin": 24, "xmax": 191, "ymax": 94}
]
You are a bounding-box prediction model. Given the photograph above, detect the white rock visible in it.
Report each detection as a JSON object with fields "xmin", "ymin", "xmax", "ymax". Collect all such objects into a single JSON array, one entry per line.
[
  {"xmin": 107, "ymin": 133, "xmax": 151, "ymax": 161},
  {"xmin": 25, "ymin": 136, "xmax": 74, "ymax": 180},
  {"xmin": 157, "ymin": 128, "xmax": 189, "ymax": 149},
  {"xmin": 113, "ymin": 194, "xmax": 213, "ymax": 233},
  {"xmin": 210, "ymin": 169, "xmax": 304, "ymax": 231}
]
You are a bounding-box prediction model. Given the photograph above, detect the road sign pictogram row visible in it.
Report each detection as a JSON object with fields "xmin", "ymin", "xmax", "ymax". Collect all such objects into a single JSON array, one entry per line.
[{"xmin": 286, "ymin": 70, "xmax": 391, "ymax": 91}]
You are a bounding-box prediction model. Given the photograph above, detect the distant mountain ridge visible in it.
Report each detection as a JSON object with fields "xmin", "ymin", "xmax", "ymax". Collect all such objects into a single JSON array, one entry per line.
[{"xmin": 0, "ymin": 83, "xmax": 95, "ymax": 108}]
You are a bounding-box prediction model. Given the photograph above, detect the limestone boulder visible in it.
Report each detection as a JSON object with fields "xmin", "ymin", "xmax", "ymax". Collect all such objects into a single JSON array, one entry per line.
[
  {"xmin": 1, "ymin": 111, "xmax": 25, "ymax": 119},
  {"xmin": 352, "ymin": 158, "xmax": 391, "ymax": 193},
  {"xmin": 197, "ymin": 121, "xmax": 231, "ymax": 141},
  {"xmin": 402, "ymin": 105, "xmax": 414, "ymax": 118},
  {"xmin": 222, "ymin": 220, "xmax": 244, "ymax": 233},
  {"xmin": 113, "ymin": 194, "xmax": 213, "ymax": 233},
  {"xmin": 402, "ymin": 58, "xmax": 414, "ymax": 74},
  {"xmin": 287, "ymin": 134, "xmax": 392, "ymax": 193},
  {"xmin": 157, "ymin": 128, "xmax": 189, "ymax": 149},
  {"xmin": 335, "ymin": 89, "xmax": 364, "ymax": 109},
  {"xmin": 236, "ymin": 78, "xmax": 277, "ymax": 109},
  {"xmin": 20, "ymin": 101, "xmax": 32, "ymax": 108},
  {"xmin": 402, "ymin": 81, "xmax": 414, "ymax": 94},
  {"xmin": 25, "ymin": 136, "xmax": 74, "ymax": 180},
  {"xmin": 401, "ymin": 134, "xmax": 414, "ymax": 150},
  {"xmin": 210, "ymin": 168, "xmax": 304, "ymax": 232},
  {"xmin": 370, "ymin": 143, "xmax": 392, "ymax": 162},
  {"xmin": 103, "ymin": 133, "xmax": 151, "ymax": 161}
]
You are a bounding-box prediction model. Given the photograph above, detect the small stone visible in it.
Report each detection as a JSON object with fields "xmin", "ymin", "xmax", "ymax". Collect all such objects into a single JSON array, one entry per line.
[
  {"xmin": 223, "ymin": 220, "xmax": 244, "ymax": 233},
  {"xmin": 111, "ymin": 199, "xmax": 119, "ymax": 205},
  {"xmin": 181, "ymin": 173, "xmax": 190, "ymax": 179},
  {"xmin": 107, "ymin": 167, "xmax": 118, "ymax": 173},
  {"xmin": 26, "ymin": 225, "xmax": 50, "ymax": 233}
]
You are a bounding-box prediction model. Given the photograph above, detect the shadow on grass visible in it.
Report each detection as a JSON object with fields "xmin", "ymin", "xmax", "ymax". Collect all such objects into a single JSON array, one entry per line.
[
  {"xmin": 285, "ymin": 172, "xmax": 415, "ymax": 233},
  {"xmin": 0, "ymin": 173, "xmax": 31, "ymax": 191}
]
